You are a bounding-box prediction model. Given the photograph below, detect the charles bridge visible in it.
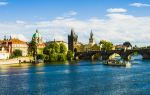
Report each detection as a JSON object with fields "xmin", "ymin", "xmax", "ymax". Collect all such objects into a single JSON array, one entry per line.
[{"xmin": 74, "ymin": 48, "xmax": 150, "ymax": 60}]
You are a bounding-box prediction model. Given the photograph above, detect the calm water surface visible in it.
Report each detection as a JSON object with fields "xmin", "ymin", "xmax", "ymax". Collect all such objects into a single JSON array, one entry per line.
[{"xmin": 0, "ymin": 56, "xmax": 150, "ymax": 95}]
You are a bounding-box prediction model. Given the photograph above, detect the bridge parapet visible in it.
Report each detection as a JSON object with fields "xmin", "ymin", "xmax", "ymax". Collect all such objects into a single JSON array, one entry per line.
[{"xmin": 74, "ymin": 48, "xmax": 150, "ymax": 60}]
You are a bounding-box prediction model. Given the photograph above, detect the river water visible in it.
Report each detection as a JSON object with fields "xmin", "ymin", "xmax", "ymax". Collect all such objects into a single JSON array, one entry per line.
[{"xmin": 0, "ymin": 56, "xmax": 149, "ymax": 95}]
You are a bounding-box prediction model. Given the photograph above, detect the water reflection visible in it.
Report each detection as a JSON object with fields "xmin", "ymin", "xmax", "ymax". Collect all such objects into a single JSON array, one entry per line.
[{"xmin": 0, "ymin": 56, "xmax": 149, "ymax": 95}]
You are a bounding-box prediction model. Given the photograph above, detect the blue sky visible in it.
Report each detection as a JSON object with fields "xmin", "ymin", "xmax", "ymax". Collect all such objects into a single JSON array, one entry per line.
[
  {"xmin": 0, "ymin": 0, "xmax": 149, "ymax": 21},
  {"xmin": 0, "ymin": 0, "xmax": 150, "ymax": 46}
]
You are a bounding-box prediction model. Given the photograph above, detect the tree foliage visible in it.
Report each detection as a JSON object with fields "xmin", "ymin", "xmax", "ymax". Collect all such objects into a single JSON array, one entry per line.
[
  {"xmin": 60, "ymin": 43, "xmax": 67, "ymax": 53},
  {"xmin": 47, "ymin": 42, "xmax": 60, "ymax": 53},
  {"xmin": 91, "ymin": 44, "xmax": 100, "ymax": 50},
  {"xmin": 99, "ymin": 40, "xmax": 113, "ymax": 51},
  {"xmin": 58, "ymin": 53, "xmax": 67, "ymax": 61},
  {"xmin": 36, "ymin": 54, "xmax": 45, "ymax": 60},
  {"xmin": 43, "ymin": 42, "xmax": 68, "ymax": 62},
  {"xmin": 67, "ymin": 50, "xmax": 74, "ymax": 61},
  {"xmin": 28, "ymin": 40, "xmax": 37, "ymax": 60},
  {"xmin": 11, "ymin": 49, "xmax": 22, "ymax": 58}
]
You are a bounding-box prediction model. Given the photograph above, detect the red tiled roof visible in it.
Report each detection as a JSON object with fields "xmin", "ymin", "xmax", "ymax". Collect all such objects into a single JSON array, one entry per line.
[{"xmin": 3, "ymin": 39, "xmax": 27, "ymax": 44}]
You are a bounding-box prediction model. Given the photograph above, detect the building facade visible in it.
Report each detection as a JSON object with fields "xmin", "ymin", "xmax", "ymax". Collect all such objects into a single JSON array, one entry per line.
[
  {"xmin": 1, "ymin": 37, "xmax": 28, "ymax": 57},
  {"xmin": 32, "ymin": 29, "xmax": 45, "ymax": 54},
  {"xmin": 68, "ymin": 29, "xmax": 99, "ymax": 52}
]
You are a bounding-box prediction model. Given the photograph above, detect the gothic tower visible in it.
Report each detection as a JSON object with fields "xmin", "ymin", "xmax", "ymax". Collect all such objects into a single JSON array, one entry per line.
[
  {"xmin": 89, "ymin": 30, "xmax": 94, "ymax": 44},
  {"xmin": 68, "ymin": 28, "xmax": 78, "ymax": 52}
]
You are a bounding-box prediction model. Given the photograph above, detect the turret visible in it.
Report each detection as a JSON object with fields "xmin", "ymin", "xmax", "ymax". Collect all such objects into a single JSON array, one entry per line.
[
  {"xmin": 68, "ymin": 28, "xmax": 78, "ymax": 52},
  {"xmin": 4, "ymin": 35, "xmax": 6, "ymax": 41},
  {"xmin": 9, "ymin": 36, "xmax": 12, "ymax": 40},
  {"xmin": 89, "ymin": 30, "xmax": 94, "ymax": 44},
  {"xmin": 71, "ymin": 28, "xmax": 74, "ymax": 36}
]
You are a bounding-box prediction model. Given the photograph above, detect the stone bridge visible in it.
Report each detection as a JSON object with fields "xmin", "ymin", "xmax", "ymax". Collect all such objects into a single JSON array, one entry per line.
[{"xmin": 74, "ymin": 48, "xmax": 150, "ymax": 60}]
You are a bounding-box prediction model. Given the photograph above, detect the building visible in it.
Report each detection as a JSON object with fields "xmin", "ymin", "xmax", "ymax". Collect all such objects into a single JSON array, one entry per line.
[
  {"xmin": 32, "ymin": 29, "xmax": 45, "ymax": 53},
  {"xmin": 115, "ymin": 42, "xmax": 132, "ymax": 50},
  {"xmin": 89, "ymin": 31, "xmax": 95, "ymax": 45},
  {"xmin": 68, "ymin": 28, "xmax": 78, "ymax": 52},
  {"xmin": 83, "ymin": 30, "xmax": 99, "ymax": 51},
  {"xmin": 68, "ymin": 29, "xmax": 99, "ymax": 52},
  {"xmin": 0, "ymin": 47, "xmax": 9, "ymax": 59},
  {"xmin": 1, "ymin": 37, "xmax": 28, "ymax": 57},
  {"xmin": 68, "ymin": 29, "xmax": 85, "ymax": 52}
]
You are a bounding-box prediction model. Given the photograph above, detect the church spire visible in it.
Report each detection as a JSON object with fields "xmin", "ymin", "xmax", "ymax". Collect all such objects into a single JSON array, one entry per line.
[
  {"xmin": 9, "ymin": 36, "xmax": 12, "ymax": 40},
  {"xmin": 89, "ymin": 30, "xmax": 94, "ymax": 44},
  {"xmin": 71, "ymin": 28, "xmax": 74, "ymax": 36},
  {"xmin": 36, "ymin": 29, "xmax": 38, "ymax": 33},
  {"xmin": 4, "ymin": 35, "xmax": 6, "ymax": 41},
  {"xmin": 90, "ymin": 30, "xmax": 93, "ymax": 39}
]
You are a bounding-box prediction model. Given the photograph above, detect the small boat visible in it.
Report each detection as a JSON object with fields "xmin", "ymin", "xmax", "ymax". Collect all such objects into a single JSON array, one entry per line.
[
  {"xmin": 103, "ymin": 59, "xmax": 131, "ymax": 67},
  {"xmin": 32, "ymin": 59, "xmax": 43, "ymax": 64}
]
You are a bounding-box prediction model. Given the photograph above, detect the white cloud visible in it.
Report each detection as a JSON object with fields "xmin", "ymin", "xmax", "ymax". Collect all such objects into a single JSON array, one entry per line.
[
  {"xmin": 130, "ymin": 2, "xmax": 150, "ymax": 7},
  {"xmin": 0, "ymin": 12, "xmax": 150, "ymax": 46},
  {"xmin": 16, "ymin": 20, "xmax": 26, "ymax": 24},
  {"xmin": 61, "ymin": 11, "xmax": 78, "ymax": 18},
  {"xmin": 68, "ymin": 11, "xmax": 77, "ymax": 16},
  {"xmin": 107, "ymin": 8, "xmax": 127, "ymax": 13},
  {"xmin": 0, "ymin": 2, "xmax": 8, "ymax": 6}
]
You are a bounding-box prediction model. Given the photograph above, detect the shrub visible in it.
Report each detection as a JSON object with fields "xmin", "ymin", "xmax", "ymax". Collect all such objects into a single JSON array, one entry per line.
[
  {"xmin": 58, "ymin": 54, "xmax": 67, "ymax": 61},
  {"xmin": 10, "ymin": 49, "xmax": 22, "ymax": 58},
  {"xmin": 36, "ymin": 54, "xmax": 44, "ymax": 60},
  {"xmin": 67, "ymin": 50, "xmax": 74, "ymax": 61}
]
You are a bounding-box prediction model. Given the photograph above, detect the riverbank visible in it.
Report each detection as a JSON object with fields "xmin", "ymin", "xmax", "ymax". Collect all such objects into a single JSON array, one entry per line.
[{"xmin": 0, "ymin": 57, "xmax": 33, "ymax": 65}]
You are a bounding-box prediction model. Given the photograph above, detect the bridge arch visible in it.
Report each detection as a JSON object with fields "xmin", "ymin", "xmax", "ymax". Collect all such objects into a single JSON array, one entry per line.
[
  {"xmin": 74, "ymin": 48, "xmax": 77, "ymax": 52},
  {"xmin": 127, "ymin": 52, "xmax": 143, "ymax": 60},
  {"xmin": 108, "ymin": 53, "xmax": 122, "ymax": 60},
  {"xmin": 91, "ymin": 53, "xmax": 101, "ymax": 60}
]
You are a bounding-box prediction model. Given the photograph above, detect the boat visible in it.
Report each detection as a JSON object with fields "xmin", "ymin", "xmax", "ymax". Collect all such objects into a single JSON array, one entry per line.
[
  {"xmin": 103, "ymin": 59, "xmax": 131, "ymax": 67},
  {"xmin": 32, "ymin": 59, "xmax": 43, "ymax": 64}
]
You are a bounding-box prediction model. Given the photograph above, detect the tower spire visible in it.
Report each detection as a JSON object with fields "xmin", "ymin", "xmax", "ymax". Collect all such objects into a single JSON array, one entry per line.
[
  {"xmin": 4, "ymin": 35, "xmax": 6, "ymax": 41},
  {"xmin": 36, "ymin": 29, "xmax": 38, "ymax": 33},
  {"xmin": 90, "ymin": 30, "xmax": 93, "ymax": 38},
  {"xmin": 89, "ymin": 30, "xmax": 94, "ymax": 44},
  {"xmin": 71, "ymin": 28, "xmax": 74, "ymax": 36},
  {"xmin": 9, "ymin": 35, "xmax": 12, "ymax": 40}
]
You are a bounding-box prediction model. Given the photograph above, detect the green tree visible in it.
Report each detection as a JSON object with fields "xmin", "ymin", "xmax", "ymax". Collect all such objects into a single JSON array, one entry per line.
[
  {"xmin": 47, "ymin": 42, "xmax": 60, "ymax": 53},
  {"xmin": 36, "ymin": 54, "xmax": 44, "ymax": 60},
  {"xmin": 67, "ymin": 50, "xmax": 74, "ymax": 61},
  {"xmin": 60, "ymin": 43, "xmax": 67, "ymax": 53},
  {"xmin": 43, "ymin": 47, "xmax": 49, "ymax": 55},
  {"xmin": 91, "ymin": 44, "xmax": 100, "ymax": 51},
  {"xmin": 58, "ymin": 53, "xmax": 67, "ymax": 61},
  {"xmin": 11, "ymin": 49, "xmax": 22, "ymax": 58},
  {"xmin": 99, "ymin": 40, "xmax": 113, "ymax": 51},
  {"xmin": 28, "ymin": 40, "xmax": 37, "ymax": 60},
  {"xmin": 43, "ymin": 42, "xmax": 68, "ymax": 62},
  {"xmin": 49, "ymin": 53, "xmax": 58, "ymax": 62}
]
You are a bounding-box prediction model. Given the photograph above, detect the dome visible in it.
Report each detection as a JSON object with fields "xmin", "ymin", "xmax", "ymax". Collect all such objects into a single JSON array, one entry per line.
[
  {"xmin": 123, "ymin": 41, "xmax": 132, "ymax": 47},
  {"xmin": 32, "ymin": 30, "xmax": 42, "ymax": 39}
]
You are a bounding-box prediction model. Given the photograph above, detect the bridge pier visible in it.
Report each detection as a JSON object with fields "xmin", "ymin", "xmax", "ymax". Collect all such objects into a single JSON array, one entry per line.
[
  {"xmin": 142, "ymin": 54, "xmax": 150, "ymax": 59},
  {"xmin": 101, "ymin": 55, "xmax": 109, "ymax": 60},
  {"xmin": 121, "ymin": 54, "xmax": 130, "ymax": 61}
]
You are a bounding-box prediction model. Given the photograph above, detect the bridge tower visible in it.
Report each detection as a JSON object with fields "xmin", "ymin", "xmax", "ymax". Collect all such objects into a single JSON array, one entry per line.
[
  {"xmin": 68, "ymin": 28, "xmax": 78, "ymax": 52},
  {"xmin": 89, "ymin": 30, "xmax": 94, "ymax": 44}
]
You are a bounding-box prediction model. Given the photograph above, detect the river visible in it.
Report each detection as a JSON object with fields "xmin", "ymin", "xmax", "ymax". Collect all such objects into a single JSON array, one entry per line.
[{"xmin": 0, "ymin": 56, "xmax": 149, "ymax": 95}]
